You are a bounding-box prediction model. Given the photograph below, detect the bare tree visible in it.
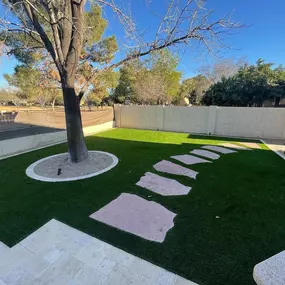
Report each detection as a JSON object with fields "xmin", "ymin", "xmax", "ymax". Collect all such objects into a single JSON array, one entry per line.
[
  {"xmin": 0, "ymin": 0, "xmax": 243, "ymax": 163},
  {"xmin": 133, "ymin": 73, "xmax": 169, "ymax": 105},
  {"xmin": 199, "ymin": 57, "xmax": 246, "ymax": 84}
]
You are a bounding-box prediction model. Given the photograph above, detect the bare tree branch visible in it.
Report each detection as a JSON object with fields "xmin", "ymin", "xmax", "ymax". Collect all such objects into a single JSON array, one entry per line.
[
  {"xmin": 22, "ymin": 1, "xmax": 60, "ymax": 71},
  {"xmin": 79, "ymin": 6, "xmax": 243, "ymax": 94},
  {"xmin": 95, "ymin": 0, "xmax": 139, "ymax": 44},
  {"xmin": 46, "ymin": 0, "xmax": 65, "ymax": 65},
  {"xmin": 23, "ymin": 0, "xmax": 51, "ymax": 23}
]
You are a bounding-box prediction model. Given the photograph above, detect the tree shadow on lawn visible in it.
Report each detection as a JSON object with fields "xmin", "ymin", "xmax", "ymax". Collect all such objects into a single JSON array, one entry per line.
[{"xmin": 0, "ymin": 130, "xmax": 285, "ymax": 285}]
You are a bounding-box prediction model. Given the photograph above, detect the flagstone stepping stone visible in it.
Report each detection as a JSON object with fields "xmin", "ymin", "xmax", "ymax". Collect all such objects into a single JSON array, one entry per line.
[
  {"xmin": 171, "ymin": 154, "xmax": 211, "ymax": 165},
  {"xmin": 190, "ymin": 149, "xmax": 220, "ymax": 160},
  {"xmin": 153, "ymin": 160, "xmax": 198, "ymax": 179},
  {"xmin": 202, "ymin": 145, "xmax": 237, "ymax": 154},
  {"xmin": 90, "ymin": 193, "xmax": 176, "ymax": 243},
  {"xmin": 220, "ymin": 143, "xmax": 251, "ymax": 150},
  {"xmin": 238, "ymin": 142, "xmax": 261, "ymax": 149},
  {"xmin": 136, "ymin": 172, "xmax": 191, "ymax": 196}
]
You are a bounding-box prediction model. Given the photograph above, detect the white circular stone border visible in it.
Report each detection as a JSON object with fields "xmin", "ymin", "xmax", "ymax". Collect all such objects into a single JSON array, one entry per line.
[{"xmin": 25, "ymin": 151, "xmax": 119, "ymax": 182}]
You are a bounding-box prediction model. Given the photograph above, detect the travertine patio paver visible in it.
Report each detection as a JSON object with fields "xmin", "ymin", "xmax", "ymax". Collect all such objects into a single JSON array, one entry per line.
[
  {"xmin": 0, "ymin": 242, "xmax": 9, "ymax": 257},
  {"xmin": 0, "ymin": 244, "xmax": 35, "ymax": 280},
  {"xmin": 73, "ymin": 263, "xmax": 108, "ymax": 285},
  {"xmin": 253, "ymin": 250, "xmax": 285, "ymax": 285},
  {"xmin": 136, "ymin": 172, "xmax": 191, "ymax": 196},
  {"xmin": 153, "ymin": 160, "xmax": 198, "ymax": 179},
  {"xmin": 190, "ymin": 149, "xmax": 220, "ymax": 160},
  {"xmin": 171, "ymin": 154, "xmax": 211, "ymax": 165},
  {"xmin": 90, "ymin": 193, "xmax": 176, "ymax": 242},
  {"xmin": 202, "ymin": 145, "xmax": 237, "ymax": 154},
  {"xmin": 0, "ymin": 219, "xmax": 198, "ymax": 285}
]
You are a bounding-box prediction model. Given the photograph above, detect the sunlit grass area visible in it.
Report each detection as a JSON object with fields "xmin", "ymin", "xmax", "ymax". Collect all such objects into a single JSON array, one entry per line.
[{"xmin": 1, "ymin": 128, "xmax": 284, "ymax": 285}]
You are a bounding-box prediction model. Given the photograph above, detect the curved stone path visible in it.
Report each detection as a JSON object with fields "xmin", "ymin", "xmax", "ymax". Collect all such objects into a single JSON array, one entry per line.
[{"xmin": 90, "ymin": 143, "xmax": 259, "ymax": 243}]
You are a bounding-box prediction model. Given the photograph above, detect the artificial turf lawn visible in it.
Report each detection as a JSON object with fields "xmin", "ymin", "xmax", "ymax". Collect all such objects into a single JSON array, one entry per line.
[{"xmin": 1, "ymin": 128, "xmax": 285, "ymax": 285}]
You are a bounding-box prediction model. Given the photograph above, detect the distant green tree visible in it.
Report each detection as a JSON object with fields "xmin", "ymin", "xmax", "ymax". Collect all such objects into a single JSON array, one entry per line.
[
  {"xmin": 149, "ymin": 50, "xmax": 181, "ymax": 102},
  {"xmin": 4, "ymin": 65, "xmax": 41, "ymax": 100},
  {"xmin": 270, "ymin": 65, "xmax": 285, "ymax": 106},
  {"xmin": 84, "ymin": 69, "xmax": 119, "ymax": 106},
  {"xmin": 112, "ymin": 60, "xmax": 142, "ymax": 104},
  {"xmin": 179, "ymin": 75, "xmax": 210, "ymax": 105},
  {"xmin": 201, "ymin": 59, "xmax": 283, "ymax": 107},
  {"xmin": 4, "ymin": 64, "xmax": 62, "ymax": 109}
]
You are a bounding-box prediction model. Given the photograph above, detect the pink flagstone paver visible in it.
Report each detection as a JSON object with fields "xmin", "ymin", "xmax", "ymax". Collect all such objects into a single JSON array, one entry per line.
[
  {"xmin": 190, "ymin": 149, "xmax": 220, "ymax": 160},
  {"xmin": 220, "ymin": 143, "xmax": 251, "ymax": 150},
  {"xmin": 136, "ymin": 172, "xmax": 191, "ymax": 196},
  {"xmin": 202, "ymin": 145, "xmax": 237, "ymax": 154},
  {"xmin": 153, "ymin": 160, "xmax": 198, "ymax": 179},
  {"xmin": 90, "ymin": 193, "xmax": 176, "ymax": 243},
  {"xmin": 238, "ymin": 142, "xmax": 261, "ymax": 149},
  {"xmin": 171, "ymin": 154, "xmax": 211, "ymax": 165}
]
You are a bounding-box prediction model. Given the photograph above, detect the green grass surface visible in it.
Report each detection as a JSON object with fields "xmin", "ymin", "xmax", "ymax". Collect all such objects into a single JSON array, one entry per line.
[{"xmin": 1, "ymin": 128, "xmax": 285, "ymax": 285}]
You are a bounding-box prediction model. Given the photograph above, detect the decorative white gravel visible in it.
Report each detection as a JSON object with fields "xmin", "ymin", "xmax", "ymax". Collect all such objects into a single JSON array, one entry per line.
[{"xmin": 26, "ymin": 151, "xmax": 118, "ymax": 182}]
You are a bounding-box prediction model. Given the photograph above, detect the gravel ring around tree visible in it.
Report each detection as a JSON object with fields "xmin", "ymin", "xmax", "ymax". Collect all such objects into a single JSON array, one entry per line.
[{"xmin": 26, "ymin": 151, "xmax": 119, "ymax": 182}]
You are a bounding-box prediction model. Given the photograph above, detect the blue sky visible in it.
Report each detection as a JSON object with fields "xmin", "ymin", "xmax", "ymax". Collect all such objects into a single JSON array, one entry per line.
[{"xmin": 0, "ymin": 0, "xmax": 284, "ymax": 86}]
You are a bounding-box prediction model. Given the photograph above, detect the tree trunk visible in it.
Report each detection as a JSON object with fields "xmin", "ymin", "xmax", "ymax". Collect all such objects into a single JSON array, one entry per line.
[
  {"xmin": 52, "ymin": 97, "xmax": 56, "ymax": 112},
  {"xmin": 274, "ymin": 97, "xmax": 281, "ymax": 107},
  {"xmin": 62, "ymin": 85, "xmax": 88, "ymax": 163}
]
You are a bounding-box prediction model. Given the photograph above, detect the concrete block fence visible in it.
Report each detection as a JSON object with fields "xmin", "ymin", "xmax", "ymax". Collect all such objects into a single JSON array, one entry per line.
[{"xmin": 114, "ymin": 105, "xmax": 285, "ymax": 140}]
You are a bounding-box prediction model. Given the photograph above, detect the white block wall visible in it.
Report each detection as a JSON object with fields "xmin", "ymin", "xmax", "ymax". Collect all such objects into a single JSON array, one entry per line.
[{"xmin": 114, "ymin": 105, "xmax": 285, "ymax": 140}]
